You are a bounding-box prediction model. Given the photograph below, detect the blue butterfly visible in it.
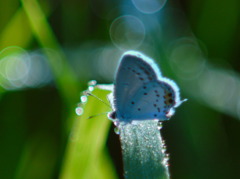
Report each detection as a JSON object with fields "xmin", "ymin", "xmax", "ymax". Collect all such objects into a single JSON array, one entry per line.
[{"xmin": 109, "ymin": 51, "xmax": 186, "ymax": 123}]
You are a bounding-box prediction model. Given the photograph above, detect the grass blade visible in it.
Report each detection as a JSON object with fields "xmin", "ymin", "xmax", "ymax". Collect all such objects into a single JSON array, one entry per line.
[
  {"xmin": 119, "ymin": 120, "xmax": 169, "ymax": 179},
  {"xmin": 60, "ymin": 86, "xmax": 118, "ymax": 179}
]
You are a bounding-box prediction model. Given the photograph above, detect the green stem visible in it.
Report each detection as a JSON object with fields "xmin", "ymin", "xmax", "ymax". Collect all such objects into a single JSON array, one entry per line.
[{"xmin": 119, "ymin": 120, "xmax": 170, "ymax": 179}]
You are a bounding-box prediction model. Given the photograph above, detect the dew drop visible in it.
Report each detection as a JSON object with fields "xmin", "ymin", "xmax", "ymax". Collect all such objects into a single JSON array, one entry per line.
[
  {"xmin": 114, "ymin": 120, "xmax": 120, "ymax": 126},
  {"xmin": 88, "ymin": 80, "xmax": 97, "ymax": 86},
  {"xmin": 165, "ymin": 153, "xmax": 170, "ymax": 160},
  {"xmin": 75, "ymin": 107, "xmax": 84, "ymax": 116},
  {"xmin": 80, "ymin": 95, "xmax": 88, "ymax": 103},
  {"xmin": 114, "ymin": 127, "xmax": 120, "ymax": 135},
  {"xmin": 162, "ymin": 157, "xmax": 169, "ymax": 167},
  {"xmin": 88, "ymin": 86, "xmax": 94, "ymax": 92},
  {"xmin": 157, "ymin": 121, "xmax": 163, "ymax": 130},
  {"xmin": 161, "ymin": 145, "xmax": 167, "ymax": 153}
]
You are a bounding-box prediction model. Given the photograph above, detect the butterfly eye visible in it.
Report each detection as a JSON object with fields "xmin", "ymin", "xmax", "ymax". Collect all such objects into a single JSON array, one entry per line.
[
  {"xmin": 168, "ymin": 99, "xmax": 174, "ymax": 104},
  {"xmin": 108, "ymin": 111, "xmax": 117, "ymax": 119}
]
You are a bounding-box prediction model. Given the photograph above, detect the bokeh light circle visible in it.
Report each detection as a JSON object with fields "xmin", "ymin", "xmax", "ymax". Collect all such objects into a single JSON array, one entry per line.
[
  {"xmin": 110, "ymin": 15, "xmax": 145, "ymax": 50},
  {"xmin": 169, "ymin": 37, "xmax": 206, "ymax": 80},
  {"xmin": 132, "ymin": 0, "xmax": 167, "ymax": 14}
]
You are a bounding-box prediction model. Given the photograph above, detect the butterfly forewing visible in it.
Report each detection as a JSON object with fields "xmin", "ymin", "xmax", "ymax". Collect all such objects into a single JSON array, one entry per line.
[{"xmin": 114, "ymin": 54, "xmax": 158, "ymax": 120}]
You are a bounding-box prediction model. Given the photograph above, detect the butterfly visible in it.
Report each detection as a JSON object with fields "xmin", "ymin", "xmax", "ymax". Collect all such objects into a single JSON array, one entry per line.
[{"xmin": 109, "ymin": 51, "xmax": 186, "ymax": 123}]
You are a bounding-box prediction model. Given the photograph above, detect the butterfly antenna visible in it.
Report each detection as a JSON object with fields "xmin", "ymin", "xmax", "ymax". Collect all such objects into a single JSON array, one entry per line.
[
  {"xmin": 85, "ymin": 92, "xmax": 112, "ymax": 109},
  {"xmin": 86, "ymin": 112, "xmax": 108, "ymax": 119}
]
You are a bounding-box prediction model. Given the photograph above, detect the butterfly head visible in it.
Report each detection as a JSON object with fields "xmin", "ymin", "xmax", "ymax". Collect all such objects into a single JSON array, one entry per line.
[{"xmin": 108, "ymin": 111, "xmax": 117, "ymax": 120}]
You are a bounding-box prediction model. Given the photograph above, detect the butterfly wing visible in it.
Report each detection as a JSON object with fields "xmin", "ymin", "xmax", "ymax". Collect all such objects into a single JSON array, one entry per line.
[
  {"xmin": 113, "ymin": 51, "xmax": 182, "ymax": 122},
  {"xmin": 127, "ymin": 80, "xmax": 177, "ymax": 120},
  {"xmin": 114, "ymin": 51, "xmax": 161, "ymax": 120}
]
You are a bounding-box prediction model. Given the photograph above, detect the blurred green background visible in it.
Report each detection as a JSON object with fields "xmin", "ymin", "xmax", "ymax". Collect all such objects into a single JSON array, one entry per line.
[{"xmin": 1, "ymin": 0, "xmax": 240, "ymax": 179}]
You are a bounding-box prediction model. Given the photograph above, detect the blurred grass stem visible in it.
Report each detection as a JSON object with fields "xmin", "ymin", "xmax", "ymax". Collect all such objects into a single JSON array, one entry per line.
[{"xmin": 21, "ymin": 0, "xmax": 79, "ymax": 106}]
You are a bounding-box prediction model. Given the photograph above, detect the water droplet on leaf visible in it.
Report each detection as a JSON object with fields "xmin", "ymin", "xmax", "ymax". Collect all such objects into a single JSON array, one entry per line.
[
  {"xmin": 81, "ymin": 95, "xmax": 88, "ymax": 103},
  {"xmin": 75, "ymin": 107, "xmax": 84, "ymax": 116},
  {"xmin": 114, "ymin": 127, "xmax": 120, "ymax": 135},
  {"xmin": 88, "ymin": 86, "xmax": 94, "ymax": 92},
  {"xmin": 88, "ymin": 80, "xmax": 97, "ymax": 86},
  {"xmin": 157, "ymin": 121, "xmax": 163, "ymax": 130}
]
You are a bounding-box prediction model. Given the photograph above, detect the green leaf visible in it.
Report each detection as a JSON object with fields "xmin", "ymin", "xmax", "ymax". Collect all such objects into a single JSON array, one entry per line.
[{"xmin": 60, "ymin": 87, "xmax": 118, "ymax": 179}]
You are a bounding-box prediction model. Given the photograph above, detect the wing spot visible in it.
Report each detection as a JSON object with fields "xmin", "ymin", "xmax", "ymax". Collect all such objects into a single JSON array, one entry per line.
[
  {"xmin": 154, "ymin": 114, "xmax": 157, "ymax": 117},
  {"xmin": 137, "ymin": 72, "xmax": 141, "ymax": 75},
  {"xmin": 144, "ymin": 93, "xmax": 147, "ymax": 95},
  {"xmin": 139, "ymin": 77, "xmax": 144, "ymax": 81},
  {"xmin": 156, "ymin": 99, "xmax": 159, "ymax": 102},
  {"xmin": 131, "ymin": 101, "xmax": 135, "ymax": 104},
  {"xmin": 143, "ymin": 86, "xmax": 147, "ymax": 89},
  {"xmin": 144, "ymin": 70, "xmax": 150, "ymax": 75},
  {"xmin": 154, "ymin": 90, "xmax": 158, "ymax": 93},
  {"xmin": 128, "ymin": 67, "xmax": 131, "ymax": 70},
  {"xmin": 148, "ymin": 77, "xmax": 153, "ymax": 80},
  {"xmin": 138, "ymin": 108, "xmax": 141, "ymax": 111},
  {"xmin": 157, "ymin": 107, "xmax": 160, "ymax": 112},
  {"xmin": 132, "ymin": 69, "xmax": 136, "ymax": 73},
  {"xmin": 169, "ymin": 99, "xmax": 173, "ymax": 104},
  {"xmin": 154, "ymin": 104, "xmax": 157, "ymax": 107},
  {"xmin": 156, "ymin": 94, "xmax": 160, "ymax": 97}
]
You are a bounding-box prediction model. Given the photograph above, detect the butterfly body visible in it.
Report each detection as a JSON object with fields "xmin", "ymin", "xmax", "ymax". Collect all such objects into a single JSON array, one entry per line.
[{"xmin": 111, "ymin": 51, "xmax": 185, "ymax": 123}]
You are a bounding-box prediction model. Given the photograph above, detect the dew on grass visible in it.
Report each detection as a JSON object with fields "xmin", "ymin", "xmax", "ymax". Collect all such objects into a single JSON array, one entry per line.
[
  {"xmin": 88, "ymin": 80, "xmax": 97, "ymax": 86},
  {"xmin": 80, "ymin": 95, "xmax": 88, "ymax": 103},
  {"xmin": 88, "ymin": 86, "xmax": 94, "ymax": 92},
  {"xmin": 157, "ymin": 121, "xmax": 163, "ymax": 130},
  {"xmin": 114, "ymin": 127, "xmax": 120, "ymax": 135},
  {"xmin": 75, "ymin": 107, "xmax": 84, "ymax": 116}
]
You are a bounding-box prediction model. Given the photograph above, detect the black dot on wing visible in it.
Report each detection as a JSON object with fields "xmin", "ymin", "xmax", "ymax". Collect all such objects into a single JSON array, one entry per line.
[
  {"xmin": 157, "ymin": 107, "xmax": 160, "ymax": 112},
  {"xmin": 154, "ymin": 114, "xmax": 157, "ymax": 117},
  {"xmin": 138, "ymin": 108, "xmax": 141, "ymax": 111},
  {"xmin": 154, "ymin": 90, "xmax": 158, "ymax": 93},
  {"xmin": 169, "ymin": 99, "xmax": 174, "ymax": 104},
  {"xmin": 154, "ymin": 104, "xmax": 157, "ymax": 107},
  {"xmin": 143, "ymin": 86, "xmax": 147, "ymax": 89},
  {"xmin": 144, "ymin": 93, "xmax": 147, "ymax": 95},
  {"xmin": 137, "ymin": 72, "xmax": 140, "ymax": 75},
  {"xmin": 144, "ymin": 70, "xmax": 150, "ymax": 75},
  {"xmin": 139, "ymin": 77, "xmax": 144, "ymax": 81},
  {"xmin": 156, "ymin": 94, "xmax": 160, "ymax": 97},
  {"xmin": 131, "ymin": 101, "xmax": 135, "ymax": 104}
]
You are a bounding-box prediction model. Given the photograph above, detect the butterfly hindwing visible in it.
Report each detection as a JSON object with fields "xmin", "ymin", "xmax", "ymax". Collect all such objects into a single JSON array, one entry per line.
[{"xmin": 120, "ymin": 81, "xmax": 176, "ymax": 120}]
